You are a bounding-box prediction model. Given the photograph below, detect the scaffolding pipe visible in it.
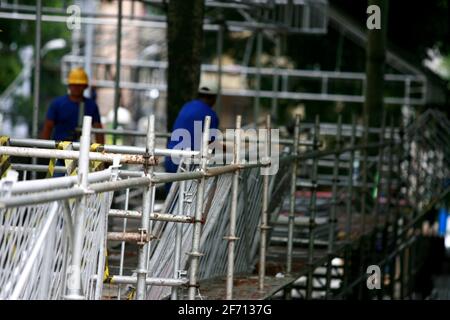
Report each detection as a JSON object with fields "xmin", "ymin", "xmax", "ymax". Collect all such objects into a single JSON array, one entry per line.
[
  {"xmin": 111, "ymin": 276, "xmax": 187, "ymax": 287},
  {"xmin": 11, "ymin": 163, "xmax": 66, "ymax": 174},
  {"xmin": 108, "ymin": 209, "xmax": 194, "ymax": 223},
  {"xmin": 88, "ymin": 127, "xmax": 171, "ymax": 138},
  {"xmin": 392, "ymin": 124, "xmax": 404, "ymax": 299},
  {"xmin": 216, "ymin": 17, "xmax": 224, "ymax": 115},
  {"xmin": 31, "ymin": 0, "xmax": 41, "ymax": 140},
  {"xmin": 345, "ymin": 115, "xmax": 357, "ymax": 238},
  {"xmin": 374, "ymin": 111, "xmax": 387, "ymax": 228},
  {"xmin": 10, "ymin": 169, "xmax": 111, "ymax": 194},
  {"xmin": 287, "ymin": 114, "xmax": 300, "ymax": 274},
  {"xmin": 226, "ymin": 115, "xmax": 241, "ymax": 300},
  {"xmin": 325, "ymin": 114, "xmax": 342, "ymax": 298},
  {"xmin": 107, "ymin": 232, "xmax": 156, "ymax": 242},
  {"xmin": 65, "ymin": 116, "xmax": 91, "ymax": 300},
  {"xmin": 188, "ymin": 116, "xmax": 211, "ymax": 300},
  {"xmin": 0, "ymin": 188, "xmax": 85, "ymax": 208},
  {"xmin": 94, "ymin": 160, "xmax": 117, "ymax": 300},
  {"xmin": 258, "ymin": 115, "xmax": 271, "ymax": 291},
  {"xmin": 30, "ymin": 0, "xmax": 42, "ymax": 179},
  {"xmin": 360, "ymin": 116, "xmax": 370, "ymax": 236},
  {"xmin": 112, "ymin": 0, "xmax": 123, "ymax": 142},
  {"xmin": 271, "ymin": 35, "xmax": 281, "ymax": 120},
  {"xmin": 171, "ymin": 175, "xmax": 186, "ymax": 300},
  {"xmin": 0, "ymin": 146, "xmax": 159, "ymax": 165},
  {"xmin": 306, "ymin": 115, "xmax": 320, "ymax": 299},
  {"xmin": 136, "ymin": 115, "xmax": 155, "ymax": 300},
  {"xmin": 4, "ymin": 137, "xmax": 199, "ymax": 158},
  {"xmin": 384, "ymin": 119, "xmax": 395, "ymax": 228},
  {"xmin": 383, "ymin": 119, "xmax": 395, "ymax": 296},
  {"xmin": 117, "ymin": 187, "xmax": 129, "ymax": 300},
  {"xmin": 0, "ymin": 7, "xmax": 329, "ymax": 34},
  {"xmin": 253, "ymin": 30, "xmax": 262, "ymax": 127},
  {"xmin": 343, "ymin": 114, "xmax": 356, "ymax": 293}
]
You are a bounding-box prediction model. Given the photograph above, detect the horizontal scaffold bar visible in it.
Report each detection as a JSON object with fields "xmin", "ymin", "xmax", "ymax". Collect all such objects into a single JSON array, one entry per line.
[
  {"xmin": 4, "ymin": 137, "xmax": 199, "ymax": 157},
  {"xmin": 0, "ymin": 146, "xmax": 159, "ymax": 165},
  {"xmin": 110, "ymin": 275, "xmax": 188, "ymax": 287},
  {"xmin": 109, "ymin": 209, "xmax": 194, "ymax": 223}
]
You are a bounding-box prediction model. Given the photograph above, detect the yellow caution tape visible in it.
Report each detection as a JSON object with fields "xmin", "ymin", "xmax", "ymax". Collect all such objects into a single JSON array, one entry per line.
[
  {"xmin": 46, "ymin": 141, "xmax": 75, "ymax": 178},
  {"xmin": 46, "ymin": 157, "xmax": 56, "ymax": 178},
  {"xmin": 0, "ymin": 136, "xmax": 11, "ymax": 178},
  {"xmin": 103, "ymin": 248, "xmax": 110, "ymax": 282},
  {"xmin": 61, "ymin": 141, "xmax": 78, "ymax": 176},
  {"xmin": 89, "ymin": 143, "xmax": 104, "ymax": 172},
  {"xmin": 126, "ymin": 287, "xmax": 136, "ymax": 300},
  {"xmin": 90, "ymin": 143, "xmax": 102, "ymax": 151}
]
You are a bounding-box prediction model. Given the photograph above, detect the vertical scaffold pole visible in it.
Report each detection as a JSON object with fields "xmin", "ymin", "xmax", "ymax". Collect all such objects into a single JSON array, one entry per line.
[
  {"xmin": 259, "ymin": 115, "xmax": 271, "ymax": 292},
  {"xmin": 343, "ymin": 115, "xmax": 356, "ymax": 295},
  {"xmin": 325, "ymin": 114, "xmax": 342, "ymax": 299},
  {"xmin": 271, "ymin": 35, "xmax": 281, "ymax": 121},
  {"xmin": 402, "ymin": 124, "xmax": 415, "ymax": 298},
  {"xmin": 360, "ymin": 116, "xmax": 370, "ymax": 237},
  {"xmin": 65, "ymin": 116, "xmax": 92, "ymax": 300},
  {"xmin": 32, "ymin": 0, "xmax": 42, "ymax": 140},
  {"xmin": 172, "ymin": 168, "xmax": 185, "ymax": 300},
  {"xmin": 253, "ymin": 30, "xmax": 262, "ymax": 127},
  {"xmin": 345, "ymin": 115, "xmax": 356, "ymax": 240},
  {"xmin": 408, "ymin": 128, "xmax": 421, "ymax": 296},
  {"xmin": 306, "ymin": 115, "xmax": 320, "ymax": 300},
  {"xmin": 188, "ymin": 116, "xmax": 211, "ymax": 300},
  {"xmin": 374, "ymin": 112, "xmax": 386, "ymax": 300},
  {"xmin": 374, "ymin": 111, "xmax": 386, "ymax": 229},
  {"xmin": 118, "ymin": 187, "xmax": 130, "ymax": 300},
  {"xmin": 136, "ymin": 115, "xmax": 155, "ymax": 300},
  {"xmin": 382, "ymin": 119, "xmax": 395, "ymax": 298},
  {"xmin": 226, "ymin": 115, "xmax": 242, "ymax": 300},
  {"xmin": 216, "ymin": 15, "xmax": 224, "ymax": 115},
  {"xmin": 287, "ymin": 115, "xmax": 300, "ymax": 275},
  {"xmin": 392, "ymin": 123, "xmax": 403, "ymax": 299},
  {"xmin": 384, "ymin": 118, "xmax": 395, "ymax": 229},
  {"xmin": 112, "ymin": 0, "xmax": 123, "ymax": 145},
  {"xmin": 358, "ymin": 114, "xmax": 370, "ymax": 299},
  {"xmin": 31, "ymin": 0, "xmax": 42, "ymax": 179}
]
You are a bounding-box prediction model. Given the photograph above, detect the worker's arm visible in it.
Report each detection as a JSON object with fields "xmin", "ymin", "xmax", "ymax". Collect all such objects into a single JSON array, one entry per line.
[
  {"xmin": 93, "ymin": 122, "xmax": 105, "ymax": 144},
  {"xmin": 40, "ymin": 119, "xmax": 54, "ymax": 140}
]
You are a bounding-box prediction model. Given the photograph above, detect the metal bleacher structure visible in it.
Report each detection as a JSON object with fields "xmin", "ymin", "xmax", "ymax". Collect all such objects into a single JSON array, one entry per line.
[
  {"xmin": 1, "ymin": 109, "xmax": 449, "ymax": 300},
  {"xmin": 0, "ymin": 0, "xmax": 449, "ymax": 300}
]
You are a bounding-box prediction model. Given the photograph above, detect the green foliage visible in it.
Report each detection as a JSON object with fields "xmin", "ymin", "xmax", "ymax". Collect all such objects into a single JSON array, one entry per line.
[
  {"xmin": 442, "ymin": 55, "xmax": 450, "ymax": 81},
  {"xmin": 0, "ymin": 0, "xmax": 70, "ymax": 127},
  {"xmin": 0, "ymin": 53, "xmax": 22, "ymax": 91}
]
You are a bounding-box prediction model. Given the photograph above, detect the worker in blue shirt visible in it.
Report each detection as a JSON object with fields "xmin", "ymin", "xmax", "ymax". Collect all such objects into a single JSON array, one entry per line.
[
  {"xmin": 165, "ymin": 85, "xmax": 219, "ymax": 176},
  {"xmin": 40, "ymin": 67, "xmax": 105, "ymax": 144}
]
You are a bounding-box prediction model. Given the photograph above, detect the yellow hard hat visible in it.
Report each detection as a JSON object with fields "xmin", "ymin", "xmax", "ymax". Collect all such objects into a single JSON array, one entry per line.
[{"xmin": 67, "ymin": 67, "xmax": 89, "ymax": 85}]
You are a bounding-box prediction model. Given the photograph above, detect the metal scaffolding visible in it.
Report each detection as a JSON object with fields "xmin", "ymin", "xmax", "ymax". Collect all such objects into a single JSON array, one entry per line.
[
  {"xmin": 0, "ymin": 109, "xmax": 448, "ymax": 300},
  {"xmin": 0, "ymin": 0, "xmax": 449, "ymax": 301},
  {"xmin": 0, "ymin": 0, "xmax": 428, "ymax": 134}
]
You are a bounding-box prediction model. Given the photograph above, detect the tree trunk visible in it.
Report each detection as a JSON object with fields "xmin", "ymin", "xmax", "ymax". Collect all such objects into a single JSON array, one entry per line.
[
  {"xmin": 166, "ymin": 0, "xmax": 205, "ymax": 131},
  {"xmin": 364, "ymin": 0, "xmax": 388, "ymax": 127}
]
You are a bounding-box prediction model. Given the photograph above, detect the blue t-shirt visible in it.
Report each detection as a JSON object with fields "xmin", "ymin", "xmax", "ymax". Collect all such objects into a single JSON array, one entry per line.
[
  {"xmin": 46, "ymin": 95, "xmax": 101, "ymax": 141},
  {"xmin": 165, "ymin": 99, "xmax": 219, "ymax": 173}
]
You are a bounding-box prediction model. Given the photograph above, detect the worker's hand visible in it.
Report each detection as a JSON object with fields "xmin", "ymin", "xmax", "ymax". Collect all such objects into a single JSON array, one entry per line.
[{"xmin": 93, "ymin": 122, "xmax": 105, "ymax": 144}]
